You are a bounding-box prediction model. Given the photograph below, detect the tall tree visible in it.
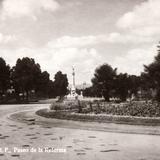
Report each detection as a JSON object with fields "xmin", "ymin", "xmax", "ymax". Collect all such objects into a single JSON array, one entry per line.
[
  {"xmin": 128, "ymin": 75, "xmax": 141, "ymax": 98},
  {"xmin": 143, "ymin": 43, "xmax": 160, "ymax": 101},
  {"xmin": 114, "ymin": 73, "xmax": 129, "ymax": 101},
  {"xmin": 53, "ymin": 71, "xmax": 68, "ymax": 100},
  {"xmin": 92, "ymin": 64, "xmax": 117, "ymax": 101},
  {"xmin": 36, "ymin": 71, "xmax": 50, "ymax": 97},
  {"xmin": 12, "ymin": 57, "xmax": 41, "ymax": 101},
  {"xmin": 83, "ymin": 86, "xmax": 100, "ymax": 97},
  {"xmin": 48, "ymin": 80, "xmax": 56, "ymax": 98},
  {"xmin": 0, "ymin": 57, "xmax": 10, "ymax": 96}
]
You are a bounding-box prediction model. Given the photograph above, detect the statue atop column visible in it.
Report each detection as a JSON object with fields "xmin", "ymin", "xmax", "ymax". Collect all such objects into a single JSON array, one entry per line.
[
  {"xmin": 72, "ymin": 67, "xmax": 75, "ymax": 89},
  {"xmin": 67, "ymin": 67, "xmax": 78, "ymax": 99},
  {"xmin": 71, "ymin": 66, "xmax": 76, "ymax": 97}
]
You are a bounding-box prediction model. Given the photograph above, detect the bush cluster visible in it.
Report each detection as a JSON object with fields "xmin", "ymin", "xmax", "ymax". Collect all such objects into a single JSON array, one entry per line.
[
  {"xmin": 104, "ymin": 102, "xmax": 160, "ymax": 117},
  {"xmin": 50, "ymin": 100, "xmax": 79, "ymax": 111},
  {"xmin": 36, "ymin": 108, "xmax": 160, "ymax": 126},
  {"xmin": 49, "ymin": 100, "xmax": 160, "ymax": 117},
  {"xmin": 76, "ymin": 101, "xmax": 160, "ymax": 117}
]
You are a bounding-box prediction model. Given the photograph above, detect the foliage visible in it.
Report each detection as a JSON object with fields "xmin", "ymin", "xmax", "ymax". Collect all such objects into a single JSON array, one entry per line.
[
  {"xmin": 0, "ymin": 57, "xmax": 70, "ymax": 102},
  {"xmin": 50, "ymin": 101, "xmax": 77, "ymax": 111},
  {"xmin": 50, "ymin": 100, "xmax": 160, "ymax": 117},
  {"xmin": 35, "ymin": 71, "xmax": 50, "ymax": 97},
  {"xmin": 0, "ymin": 57, "xmax": 10, "ymax": 96},
  {"xmin": 92, "ymin": 64, "xmax": 117, "ymax": 101},
  {"xmin": 128, "ymin": 75, "xmax": 141, "ymax": 96},
  {"xmin": 50, "ymin": 102, "xmax": 67, "ymax": 111},
  {"xmin": 91, "ymin": 64, "xmax": 141, "ymax": 101},
  {"xmin": 11, "ymin": 57, "xmax": 41, "ymax": 101},
  {"xmin": 53, "ymin": 71, "xmax": 68, "ymax": 99},
  {"xmin": 1, "ymin": 41, "xmax": 160, "ymax": 104},
  {"xmin": 142, "ymin": 43, "xmax": 160, "ymax": 101},
  {"xmin": 83, "ymin": 86, "xmax": 102, "ymax": 97},
  {"xmin": 37, "ymin": 102, "xmax": 160, "ymax": 125},
  {"xmin": 47, "ymin": 80, "xmax": 56, "ymax": 98},
  {"xmin": 103, "ymin": 101, "xmax": 160, "ymax": 117},
  {"xmin": 114, "ymin": 73, "xmax": 129, "ymax": 101}
]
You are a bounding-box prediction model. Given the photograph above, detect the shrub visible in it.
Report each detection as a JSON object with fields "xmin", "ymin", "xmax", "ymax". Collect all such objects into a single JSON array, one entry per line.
[
  {"xmin": 103, "ymin": 101, "xmax": 160, "ymax": 117},
  {"xmin": 50, "ymin": 102, "xmax": 66, "ymax": 110}
]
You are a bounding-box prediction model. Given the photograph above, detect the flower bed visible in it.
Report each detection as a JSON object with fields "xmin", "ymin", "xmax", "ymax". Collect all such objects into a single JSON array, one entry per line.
[
  {"xmin": 36, "ymin": 108, "xmax": 160, "ymax": 126},
  {"xmin": 103, "ymin": 102, "xmax": 160, "ymax": 117},
  {"xmin": 36, "ymin": 101, "xmax": 160, "ymax": 126}
]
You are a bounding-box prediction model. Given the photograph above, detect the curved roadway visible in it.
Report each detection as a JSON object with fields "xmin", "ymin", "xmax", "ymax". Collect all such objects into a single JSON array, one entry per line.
[{"xmin": 0, "ymin": 103, "xmax": 160, "ymax": 160}]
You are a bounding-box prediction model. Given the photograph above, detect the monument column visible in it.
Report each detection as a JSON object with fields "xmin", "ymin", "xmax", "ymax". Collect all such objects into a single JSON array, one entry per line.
[
  {"xmin": 72, "ymin": 67, "xmax": 75, "ymax": 88},
  {"xmin": 67, "ymin": 67, "xmax": 79, "ymax": 99},
  {"xmin": 70, "ymin": 67, "xmax": 76, "ymax": 97}
]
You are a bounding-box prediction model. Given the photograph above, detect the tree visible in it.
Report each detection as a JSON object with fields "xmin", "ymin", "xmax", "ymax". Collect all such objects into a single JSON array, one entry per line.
[
  {"xmin": 127, "ymin": 75, "xmax": 141, "ymax": 98},
  {"xmin": 12, "ymin": 57, "xmax": 41, "ymax": 101},
  {"xmin": 48, "ymin": 80, "xmax": 56, "ymax": 98},
  {"xmin": 143, "ymin": 43, "xmax": 160, "ymax": 101},
  {"xmin": 0, "ymin": 57, "xmax": 10, "ymax": 96},
  {"xmin": 36, "ymin": 71, "xmax": 50, "ymax": 97},
  {"xmin": 92, "ymin": 64, "xmax": 117, "ymax": 101},
  {"xmin": 83, "ymin": 86, "xmax": 101, "ymax": 97},
  {"xmin": 114, "ymin": 73, "xmax": 129, "ymax": 101},
  {"xmin": 53, "ymin": 71, "xmax": 68, "ymax": 100}
]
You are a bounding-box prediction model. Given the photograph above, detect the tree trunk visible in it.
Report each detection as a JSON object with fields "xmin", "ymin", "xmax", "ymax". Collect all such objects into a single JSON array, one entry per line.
[
  {"xmin": 103, "ymin": 90, "xmax": 110, "ymax": 102},
  {"xmin": 78, "ymin": 100, "xmax": 82, "ymax": 113},
  {"xmin": 89, "ymin": 102, "xmax": 93, "ymax": 112},
  {"xmin": 156, "ymin": 88, "xmax": 160, "ymax": 102},
  {"xmin": 104, "ymin": 94, "xmax": 110, "ymax": 101},
  {"xmin": 26, "ymin": 90, "xmax": 29, "ymax": 102}
]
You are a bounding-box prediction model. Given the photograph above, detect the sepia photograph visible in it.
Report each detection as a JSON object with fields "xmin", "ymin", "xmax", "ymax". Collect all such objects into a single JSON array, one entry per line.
[{"xmin": 0, "ymin": 0, "xmax": 160, "ymax": 159}]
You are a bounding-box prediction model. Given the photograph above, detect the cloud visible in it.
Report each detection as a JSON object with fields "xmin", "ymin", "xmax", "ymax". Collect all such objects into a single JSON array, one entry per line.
[
  {"xmin": 1, "ymin": 41, "xmax": 104, "ymax": 84},
  {"xmin": 47, "ymin": 35, "xmax": 98, "ymax": 48},
  {"xmin": 47, "ymin": 33, "xmax": 153, "ymax": 49},
  {"xmin": 108, "ymin": 0, "xmax": 160, "ymax": 76},
  {"xmin": 1, "ymin": 0, "xmax": 59, "ymax": 19},
  {"xmin": 112, "ymin": 45, "xmax": 157, "ymax": 75},
  {"xmin": 0, "ymin": 0, "xmax": 159, "ymax": 84},
  {"xmin": 48, "ymin": 47, "xmax": 102, "ymax": 83},
  {"xmin": 1, "ymin": 35, "xmax": 158, "ymax": 84},
  {"xmin": 117, "ymin": 0, "xmax": 160, "ymax": 37},
  {"xmin": 0, "ymin": 33, "xmax": 16, "ymax": 43},
  {"xmin": 106, "ymin": 32, "xmax": 153, "ymax": 44}
]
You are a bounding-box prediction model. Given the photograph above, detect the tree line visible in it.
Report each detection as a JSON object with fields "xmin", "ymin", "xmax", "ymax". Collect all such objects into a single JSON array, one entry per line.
[
  {"xmin": 1, "ymin": 43, "xmax": 160, "ymax": 103},
  {"xmin": 0, "ymin": 57, "xmax": 68, "ymax": 103},
  {"xmin": 83, "ymin": 43, "xmax": 160, "ymax": 102}
]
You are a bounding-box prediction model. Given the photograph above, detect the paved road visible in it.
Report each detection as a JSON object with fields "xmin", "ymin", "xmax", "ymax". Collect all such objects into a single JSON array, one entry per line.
[{"xmin": 0, "ymin": 104, "xmax": 160, "ymax": 160}]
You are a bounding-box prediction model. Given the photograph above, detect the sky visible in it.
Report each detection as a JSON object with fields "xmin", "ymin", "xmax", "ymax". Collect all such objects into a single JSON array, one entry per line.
[{"xmin": 0, "ymin": 0, "xmax": 159, "ymax": 85}]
